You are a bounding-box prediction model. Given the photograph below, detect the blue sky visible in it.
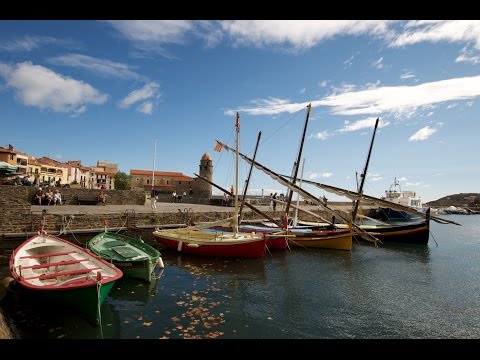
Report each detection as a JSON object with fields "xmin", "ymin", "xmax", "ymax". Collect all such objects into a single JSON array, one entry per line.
[{"xmin": 1, "ymin": 20, "xmax": 479, "ymax": 203}]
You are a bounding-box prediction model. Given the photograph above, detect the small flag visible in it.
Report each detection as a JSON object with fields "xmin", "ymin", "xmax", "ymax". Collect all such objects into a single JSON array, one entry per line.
[{"xmin": 214, "ymin": 140, "xmax": 223, "ymax": 152}]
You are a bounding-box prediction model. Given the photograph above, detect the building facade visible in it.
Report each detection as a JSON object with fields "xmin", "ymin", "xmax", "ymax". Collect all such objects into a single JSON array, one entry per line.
[{"xmin": 130, "ymin": 152, "xmax": 213, "ymax": 198}]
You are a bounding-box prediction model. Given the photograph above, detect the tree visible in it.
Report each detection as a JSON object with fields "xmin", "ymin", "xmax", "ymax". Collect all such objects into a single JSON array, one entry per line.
[{"xmin": 114, "ymin": 171, "xmax": 130, "ymax": 190}]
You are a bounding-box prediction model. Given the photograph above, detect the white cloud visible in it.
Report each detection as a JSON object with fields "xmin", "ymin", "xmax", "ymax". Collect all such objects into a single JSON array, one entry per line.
[
  {"xmin": 225, "ymin": 97, "xmax": 306, "ymax": 116},
  {"xmin": 406, "ymin": 182, "xmax": 422, "ymax": 187},
  {"xmin": 300, "ymin": 87, "xmax": 306, "ymax": 94},
  {"xmin": 48, "ymin": 54, "xmax": 145, "ymax": 80},
  {"xmin": 119, "ymin": 82, "xmax": 160, "ymax": 113},
  {"xmin": 318, "ymin": 76, "xmax": 480, "ymax": 116},
  {"xmin": 343, "ymin": 54, "xmax": 355, "ymax": 69},
  {"xmin": 105, "ymin": 20, "xmax": 480, "ymax": 59},
  {"xmin": 409, "ymin": 126, "xmax": 437, "ymax": 142},
  {"xmin": 0, "ymin": 61, "xmax": 107, "ymax": 113},
  {"xmin": 196, "ymin": 20, "xmax": 224, "ymax": 48},
  {"xmin": 427, "ymin": 111, "xmax": 434, "ymax": 117},
  {"xmin": 397, "ymin": 177, "xmax": 407, "ymax": 182},
  {"xmin": 137, "ymin": 101, "xmax": 153, "ymax": 114},
  {"xmin": 339, "ymin": 117, "xmax": 389, "ymax": 132},
  {"xmin": 372, "ymin": 56, "xmax": 384, "ymax": 69},
  {"xmin": 107, "ymin": 20, "xmax": 194, "ymax": 44},
  {"xmin": 0, "ymin": 35, "xmax": 76, "ymax": 52},
  {"xmin": 318, "ymin": 80, "xmax": 327, "ymax": 88},
  {"xmin": 390, "ymin": 20, "xmax": 480, "ymax": 49},
  {"xmin": 309, "ymin": 131, "xmax": 332, "ymax": 140},
  {"xmin": 106, "ymin": 20, "xmax": 198, "ymax": 59},
  {"xmin": 226, "ymin": 75, "xmax": 480, "ymax": 120},
  {"xmin": 221, "ymin": 20, "xmax": 391, "ymax": 50},
  {"xmin": 400, "ymin": 70, "xmax": 416, "ymax": 80},
  {"xmin": 366, "ymin": 173, "xmax": 383, "ymax": 181},
  {"xmin": 308, "ymin": 172, "xmax": 333, "ymax": 179},
  {"xmin": 455, "ymin": 46, "xmax": 480, "ymax": 65},
  {"xmin": 447, "ymin": 103, "xmax": 458, "ymax": 109}
]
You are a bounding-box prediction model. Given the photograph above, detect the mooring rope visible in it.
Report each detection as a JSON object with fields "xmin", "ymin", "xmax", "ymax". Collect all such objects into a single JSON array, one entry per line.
[{"xmin": 95, "ymin": 278, "xmax": 103, "ymax": 339}]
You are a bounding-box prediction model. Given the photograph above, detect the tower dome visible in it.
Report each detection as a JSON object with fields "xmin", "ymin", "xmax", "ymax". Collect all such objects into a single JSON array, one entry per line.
[{"xmin": 201, "ymin": 152, "xmax": 212, "ymax": 161}]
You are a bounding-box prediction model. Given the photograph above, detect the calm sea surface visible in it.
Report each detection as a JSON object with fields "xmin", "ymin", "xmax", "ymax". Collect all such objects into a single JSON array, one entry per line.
[{"xmin": 1, "ymin": 214, "xmax": 479, "ymax": 339}]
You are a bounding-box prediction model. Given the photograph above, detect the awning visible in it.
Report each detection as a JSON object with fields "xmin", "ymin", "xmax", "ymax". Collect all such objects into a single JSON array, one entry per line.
[{"xmin": 0, "ymin": 161, "xmax": 18, "ymax": 173}]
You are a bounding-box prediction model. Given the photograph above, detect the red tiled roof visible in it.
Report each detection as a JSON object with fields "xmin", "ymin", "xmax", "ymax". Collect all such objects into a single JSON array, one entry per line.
[
  {"xmin": 131, "ymin": 169, "xmax": 194, "ymax": 182},
  {"xmin": 176, "ymin": 176, "xmax": 194, "ymax": 182}
]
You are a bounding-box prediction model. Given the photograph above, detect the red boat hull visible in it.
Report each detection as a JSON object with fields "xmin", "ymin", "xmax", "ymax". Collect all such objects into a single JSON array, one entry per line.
[{"xmin": 152, "ymin": 233, "xmax": 266, "ymax": 258}]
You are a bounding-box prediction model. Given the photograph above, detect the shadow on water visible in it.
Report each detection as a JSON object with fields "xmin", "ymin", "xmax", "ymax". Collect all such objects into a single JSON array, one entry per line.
[
  {"xmin": 1, "ymin": 285, "xmax": 121, "ymax": 339},
  {"xmin": 378, "ymin": 242, "xmax": 431, "ymax": 263}
]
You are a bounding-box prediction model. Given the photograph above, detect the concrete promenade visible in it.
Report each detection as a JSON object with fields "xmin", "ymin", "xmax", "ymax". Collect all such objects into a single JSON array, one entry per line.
[{"xmin": 29, "ymin": 201, "xmax": 339, "ymax": 216}]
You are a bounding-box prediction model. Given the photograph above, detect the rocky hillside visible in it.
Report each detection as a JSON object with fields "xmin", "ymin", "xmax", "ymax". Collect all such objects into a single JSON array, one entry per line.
[{"xmin": 426, "ymin": 193, "xmax": 480, "ymax": 208}]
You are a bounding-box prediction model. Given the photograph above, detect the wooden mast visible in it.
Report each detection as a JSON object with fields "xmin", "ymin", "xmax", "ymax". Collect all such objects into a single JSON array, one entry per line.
[
  {"xmin": 285, "ymin": 103, "xmax": 312, "ymax": 217},
  {"xmin": 351, "ymin": 117, "xmax": 379, "ymax": 224},
  {"xmin": 233, "ymin": 112, "xmax": 240, "ymax": 236},
  {"xmin": 239, "ymin": 131, "xmax": 262, "ymax": 223}
]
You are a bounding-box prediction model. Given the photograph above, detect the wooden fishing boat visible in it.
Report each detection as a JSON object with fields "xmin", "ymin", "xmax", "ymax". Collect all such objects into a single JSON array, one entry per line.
[
  {"xmin": 152, "ymin": 112, "xmax": 267, "ymax": 259},
  {"xmin": 297, "ymin": 218, "xmax": 431, "ymax": 245},
  {"xmin": 88, "ymin": 231, "xmax": 163, "ymax": 283},
  {"xmin": 153, "ymin": 227, "xmax": 267, "ymax": 258},
  {"xmin": 209, "ymin": 224, "xmax": 289, "ymax": 250},
  {"xmin": 216, "ymin": 104, "xmax": 357, "ymax": 251},
  {"xmin": 9, "ymin": 231, "xmax": 123, "ymax": 325},
  {"xmin": 286, "ymin": 228, "xmax": 353, "ymax": 250}
]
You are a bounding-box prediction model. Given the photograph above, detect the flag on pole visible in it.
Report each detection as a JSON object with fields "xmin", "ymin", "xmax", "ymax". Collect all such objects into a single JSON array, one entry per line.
[{"xmin": 214, "ymin": 140, "xmax": 223, "ymax": 152}]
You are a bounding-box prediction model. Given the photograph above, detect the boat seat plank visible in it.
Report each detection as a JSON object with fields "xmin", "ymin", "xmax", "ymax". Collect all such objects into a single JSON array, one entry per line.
[
  {"xmin": 22, "ymin": 259, "xmax": 88, "ymax": 270},
  {"xmin": 25, "ymin": 267, "xmax": 102, "ymax": 280},
  {"xmin": 20, "ymin": 251, "xmax": 76, "ymax": 259},
  {"xmin": 104, "ymin": 240, "xmax": 126, "ymax": 248},
  {"xmin": 111, "ymin": 246, "xmax": 141, "ymax": 259}
]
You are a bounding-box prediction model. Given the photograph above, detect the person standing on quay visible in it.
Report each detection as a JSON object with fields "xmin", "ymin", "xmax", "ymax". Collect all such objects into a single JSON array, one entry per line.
[{"xmin": 151, "ymin": 189, "xmax": 157, "ymax": 211}]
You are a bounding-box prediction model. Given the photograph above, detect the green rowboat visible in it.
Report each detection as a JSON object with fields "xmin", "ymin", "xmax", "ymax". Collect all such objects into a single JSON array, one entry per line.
[{"xmin": 88, "ymin": 232, "xmax": 163, "ymax": 283}]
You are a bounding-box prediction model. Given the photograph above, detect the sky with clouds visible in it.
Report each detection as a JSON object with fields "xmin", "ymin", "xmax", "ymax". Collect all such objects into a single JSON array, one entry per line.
[{"xmin": 1, "ymin": 20, "xmax": 479, "ymax": 202}]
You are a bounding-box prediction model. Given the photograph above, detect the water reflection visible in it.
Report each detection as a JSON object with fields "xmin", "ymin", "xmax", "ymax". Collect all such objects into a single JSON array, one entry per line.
[
  {"xmin": 169, "ymin": 252, "xmax": 267, "ymax": 280},
  {"xmin": 379, "ymin": 242, "xmax": 431, "ymax": 263},
  {"xmin": 108, "ymin": 268, "xmax": 164, "ymax": 307},
  {"xmin": 1, "ymin": 287, "xmax": 120, "ymax": 339}
]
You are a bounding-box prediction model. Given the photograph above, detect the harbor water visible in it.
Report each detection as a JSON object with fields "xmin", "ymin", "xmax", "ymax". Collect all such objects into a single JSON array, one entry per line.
[{"xmin": 1, "ymin": 214, "xmax": 479, "ymax": 339}]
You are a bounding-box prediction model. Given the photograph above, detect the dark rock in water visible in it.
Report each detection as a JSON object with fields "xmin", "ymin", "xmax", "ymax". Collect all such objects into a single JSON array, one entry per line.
[{"xmin": 0, "ymin": 311, "xmax": 13, "ymax": 339}]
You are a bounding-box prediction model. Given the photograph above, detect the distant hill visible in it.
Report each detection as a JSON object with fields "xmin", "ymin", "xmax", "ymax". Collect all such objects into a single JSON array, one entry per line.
[{"xmin": 426, "ymin": 193, "xmax": 480, "ymax": 208}]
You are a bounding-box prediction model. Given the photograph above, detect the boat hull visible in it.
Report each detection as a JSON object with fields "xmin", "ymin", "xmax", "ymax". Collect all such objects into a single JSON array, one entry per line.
[
  {"xmin": 287, "ymin": 230, "xmax": 353, "ymax": 251},
  {"xmin": 211, "ymin": 225, "xmax": 288, "ymax": 250},
  {"xmin": 9, "ymin": 232, "xmax": 123, "ymax": 325},
  {"xmin": 358, "ymin": 222, "xmax": 430, "ymax": 244},
  {"xmin": 16, "ymin": 281, "xmax": 115, "ymax": 325},
  {"xmin": 152, "ymin": 230, "xmax": 267, "ymax": 258},
  {"xmin": 88, "ymin": 232, "xmax": 161, "ymax": 283},
  {"xmin": 297, "ymin": 219, "xmax": 430, "ymax": 245}
]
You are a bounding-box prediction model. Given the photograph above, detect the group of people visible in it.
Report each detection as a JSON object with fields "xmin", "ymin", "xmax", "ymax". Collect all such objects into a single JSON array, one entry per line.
[
  {"xmin": 34, "ymin": 187, "xmax": 62, "ymax": 205},
  {"xmin": 150, "ymin": 187, "xmax": 194, "ymax": 210}
]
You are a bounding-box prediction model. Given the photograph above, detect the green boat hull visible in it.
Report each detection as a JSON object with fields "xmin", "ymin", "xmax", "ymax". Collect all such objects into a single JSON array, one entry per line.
[
  {"xmin": 89, "ymin": 232, "xmax": 161, "ymax": 283},
  {"xmin": 19, "ymin": 280, "xmax": 115, "ymax": 326}
]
